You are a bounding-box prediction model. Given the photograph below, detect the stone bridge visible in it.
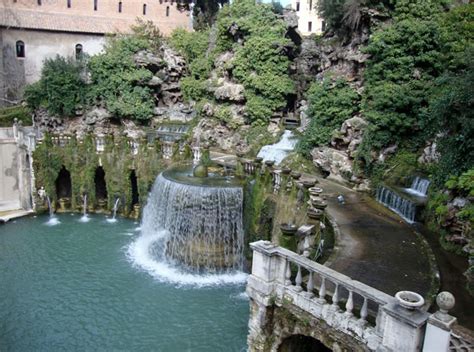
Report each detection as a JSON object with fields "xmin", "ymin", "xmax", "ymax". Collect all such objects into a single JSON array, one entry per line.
[{"xmin": 246, "ymin": 240, "xmax": 473, "ymax": 352}]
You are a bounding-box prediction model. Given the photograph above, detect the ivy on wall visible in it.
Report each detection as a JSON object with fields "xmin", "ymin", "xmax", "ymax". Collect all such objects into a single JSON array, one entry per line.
[{"xmin": 33, "ymin": 133, "xmax": 167, "ymax": 215}]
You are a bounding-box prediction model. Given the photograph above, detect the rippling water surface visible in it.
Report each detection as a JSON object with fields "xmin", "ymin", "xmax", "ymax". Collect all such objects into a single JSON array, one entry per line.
[{"xmin": 0, "ymin": 214, "xmax": 249, "ymax": 351}]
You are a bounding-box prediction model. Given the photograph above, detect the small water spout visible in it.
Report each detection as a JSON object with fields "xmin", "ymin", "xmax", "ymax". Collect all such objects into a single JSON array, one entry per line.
[
  {"xmin": 45, "ymin": 196, "xmax": 60, "ymax": 226},
  {"xmin": 107, "ymin": 198, "xmax": 120, "ymax": 223},
  {"xmin": 80, "ymin": 194, "xmax": 90, "ymax": 223},
  {"xmin": 376, "ymin": 186, "xmax": 416, "ymax": 223}
]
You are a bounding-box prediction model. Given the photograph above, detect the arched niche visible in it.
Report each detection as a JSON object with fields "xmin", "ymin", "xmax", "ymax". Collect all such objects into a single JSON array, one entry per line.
[
  {"xmin": 278, "ymin": 334, "xmax": 332, "ymax": 352},
  {"xmin": 55, "ymin": 165, "xmax": 72, "ymax": 199},
  {"xmin": 94, "ymin": 166, "xmax": 108, "ymax": 200},
  {"xmin": 130, "ymin": 170, "xmax": 139, "ymax": 206}
]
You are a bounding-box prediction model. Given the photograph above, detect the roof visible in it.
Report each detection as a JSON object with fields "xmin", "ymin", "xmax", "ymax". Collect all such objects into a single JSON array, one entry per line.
[{"xmin": 0, "ymin": 8, "xmax": 136, "ymax": 34}]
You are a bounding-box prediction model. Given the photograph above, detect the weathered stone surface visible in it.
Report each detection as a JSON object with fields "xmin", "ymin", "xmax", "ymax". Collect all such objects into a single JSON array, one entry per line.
[
  {"xmin": 311, "ymin": 147, "xmax": 354, "ymax": 182},
  {"xmin": 418, "ymin": 140, "xmax": 440, "ymax": 164},
  {"xmin": 192, "ymin": 118, "xmax": 249, "ymax": 153},
  {"xmin": 331, "ymin": 116, "xmax": 367, "ymax": 158},
  {"xmin": 84, "ymin": 107, "xmax": 112, "ymax": 125},
  {"xmin": 134, "ymin": 50, "xmax": 165, "ymax": 73},
  {"xmin": 153, "ymin": 103, "xmax": 195, "ymax": 123},
  {"xmin": 214, "ymin": 81, "xmax": 245, "ymax": 102}
]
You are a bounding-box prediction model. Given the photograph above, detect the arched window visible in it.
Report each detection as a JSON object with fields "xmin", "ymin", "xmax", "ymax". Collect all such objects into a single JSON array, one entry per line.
[
  {"xmin": 37, "ymin": 0, "xmax": 42, "ymax": 5},
  {"xmin": 75, "ymin": 44, "xmax": 83, "ymax": 60},
  {"xmin": 159, "ymin": 0, "xmax": 163, "ymax": 4},
  {"xmin": 118, "ymin": 1, "xmax": 122, "ymax": 12},
  {"xmin": 143, "ymin": 3, "xmax": 146, "ymax": 15},
  {"xmin": 67, "ymin": 0, "xmax": 71, "ymax": 8},
  {"xmin": 94, "ymin": 0, "xmax": 97, "ymax": 11},
  {"xmin": 16, "ymin": 41, "xmax": 25, "ymax": 58},
  {"xmin": 166, "ymin": 5, "xmax": 169, "ymax": 16}
]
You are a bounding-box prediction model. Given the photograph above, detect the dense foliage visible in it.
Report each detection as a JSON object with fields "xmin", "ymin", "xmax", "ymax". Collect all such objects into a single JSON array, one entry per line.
[
  {"xmin": 169, "ymin": 0, "xmax": 294, "ymax": 125},
  {"xmin": 360, "ymin": 1, "xmax": 473, "ymax": 183},
  {"xmin": 0, "ymin": 105, "xmax": 31, "ymax": 127},
  {"xmin": 24, "ymin": 56, "xmax": 87, "ymax": 116},
  {"xmin": 88, "ymin": 36, "xmax": 155, "ymax": 121},
  {"xmin": 25, "ymin": 22, "xmax": 162, "ymax": 122},
  {"xmin": 298, "ymin": 78, "xmax": 360, "ymax": 156}
]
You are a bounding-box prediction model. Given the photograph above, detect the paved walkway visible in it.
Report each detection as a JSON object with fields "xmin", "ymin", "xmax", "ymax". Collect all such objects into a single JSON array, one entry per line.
[{"xmin": 317, "ymin": 177, "xmax": 433, "ymax": 298}]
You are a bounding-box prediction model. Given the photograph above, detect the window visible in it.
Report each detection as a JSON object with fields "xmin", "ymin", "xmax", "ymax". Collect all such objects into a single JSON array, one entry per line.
[
  {"xmin": 309, "ymin": 0, "xmax": 312, "ymax": 11},
  {"xmin": 296, "ymin": 2, "xmax": 299, "ymax": 11},
  {"xmin": 16, "ymin": 41, "xmax": 25, "ymax": 58},
  {"xmin": 67, "ymin": 0, "xmax": 71, "ymax": 8},
  {"xmin": 118, "ymin": 1, "xmax": 122, "ymax": 12},
  {"xmin": 37, "ymin": 0, "xmax": 41, "ymax": 5},
  {"xmin": 166, "ymin": 5, "xmax": 169, "ymax": 16},
  {"xmin": 75, "ymin": 44, "xmax": 83, "ymax": 60},
  {"xmin": 143, "ymin": 3, "xmax": 146, "ymax": 15},
  {"xmin": 159, "ymin": 0, "xmax": 163, "ymax": 4},
  {"xmin": 94, "ymin": 0, "xmax": 97, "ymax": 11},
  {"xmin": 308, "ymin": 21, "xmax": 312, "ymax": 32}
]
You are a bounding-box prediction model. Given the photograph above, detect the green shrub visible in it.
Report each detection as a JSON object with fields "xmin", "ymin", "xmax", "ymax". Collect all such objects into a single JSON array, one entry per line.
[
  {"xmin": 88, "ymin": 35, "xmax": 155, "ymax": 121},
  {"xmin": 24, "ymin": 56, "xmax": 87, "ymax": 117},
  {"xmin": 0, "ymin": 105, "xmax": 31, "ymax": 127},
  {"xmin": 298, "ymin": 78, "xmax": 360, "ymax": 156}
]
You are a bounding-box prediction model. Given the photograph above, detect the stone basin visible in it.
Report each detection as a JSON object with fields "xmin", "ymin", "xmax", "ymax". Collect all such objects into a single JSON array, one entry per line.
[
  {"xmin": 395, "ymin": 291, "xmax": 425, "ymax": 310},
  {"xmin": 280, "ymin": 223, "xmax": 298, "ymax": 236},
  {"xmin": 309, "ymin": 187, "xmax": 323, "ymax": 196},
  {"xmin": 290, "ymin": 171, "xmax": 301, "ymax": 180},
  {"xmin": 307, "ymin": 208, "xmax": 324, "ymax": 220}
]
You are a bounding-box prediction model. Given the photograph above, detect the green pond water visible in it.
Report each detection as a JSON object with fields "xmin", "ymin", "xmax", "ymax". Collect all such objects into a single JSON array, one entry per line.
[{"xmin": 0, "ymin": 214, "xmax": 249, "ymax": 351}]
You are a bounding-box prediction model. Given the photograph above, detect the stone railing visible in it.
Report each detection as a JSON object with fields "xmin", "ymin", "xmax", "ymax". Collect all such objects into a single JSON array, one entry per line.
[
  {"xmin": 247, "ymin": 240, "xmax": 394, "ymax": 350},
  {"xmin": 247, "ymin": 241, "xmax": 470, "ymax": 352}
]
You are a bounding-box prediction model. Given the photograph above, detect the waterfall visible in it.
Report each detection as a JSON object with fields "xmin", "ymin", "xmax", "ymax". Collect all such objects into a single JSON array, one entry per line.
[
  {"xmin": 405, "ymin": 177, "xmax": 430, "ymax": 197},
  {"xmin": 376, "ymin": 187, "xmax": 416, "ymax": 223},
  {"xmin": 257, "ymin": 130, "xmax": 298, "ymax": 165},
  {"xmin": 45, "ymin": 196, "xmax": 60, "ymax": 226},
  {"xmin": 80, "ymin": 194, "xmax": 90, "ymax": 223},
  {"xmin": 127, "ymin": 173, "xmax": 247, "ymax": 285}
]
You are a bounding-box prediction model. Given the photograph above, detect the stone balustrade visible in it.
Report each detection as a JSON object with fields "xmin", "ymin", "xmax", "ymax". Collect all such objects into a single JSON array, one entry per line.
[
  {"xmin": 247, "ymin": 240, "xmax": 393, "ymax": 350},
  {"xmin": 246, "ymin": 240, "xmax": 474, "ymax": 351}
]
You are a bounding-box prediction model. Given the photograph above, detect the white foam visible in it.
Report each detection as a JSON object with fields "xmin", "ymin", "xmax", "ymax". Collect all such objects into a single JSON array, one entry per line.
[
  {"xmin": 79, "ymin": 215, "xmax": 90, "ymax": 223},
  {"xmin": 257, "ymin": 130, "xmax": 298, "ymax": 165},
  {"xmin": 126, "ymin": 229, "xmax": 248, "ymax": 287},
  {"xmin": 106, "ymin": 218, "xmax": 117, "ymax": 224},
  {"xmin": 45, "ymin": 217, "xmax": 60, "ymax": 226}
]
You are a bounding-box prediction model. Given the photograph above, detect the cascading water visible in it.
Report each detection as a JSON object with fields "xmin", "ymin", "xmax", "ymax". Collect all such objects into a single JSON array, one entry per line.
[
  {"xmin": 257, "ymin": 130, "xmax": 298, "ymax": 165},
  {"xmin": 376, "ymin": 187, "xmax": 416, "ymax": 223},
  {"xmin": 376, "ymin": 177, "xmax": 430, "ymax": 224},
  {"xmin": 127, "ymin": 168, "xmax": 247, "ymax": 285},
  {"xmin": 405, "ymin": 176, "xmax": 430, "ymax": 197}
]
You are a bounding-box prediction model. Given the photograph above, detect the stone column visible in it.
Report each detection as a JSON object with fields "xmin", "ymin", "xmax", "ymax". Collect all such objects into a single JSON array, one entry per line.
[{"xmin": 422, "ymin": 292, "xmax": 456, "ymax": 352}]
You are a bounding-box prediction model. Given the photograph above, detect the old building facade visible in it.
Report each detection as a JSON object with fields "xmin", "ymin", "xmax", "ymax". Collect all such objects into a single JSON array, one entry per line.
[
  {"xmin": 0, "ymin": 0, "xmax": 191, "ymax": 105},
  {"xmin": 290, "ymin": 0, "xmax": 323, "ymax": 36}
]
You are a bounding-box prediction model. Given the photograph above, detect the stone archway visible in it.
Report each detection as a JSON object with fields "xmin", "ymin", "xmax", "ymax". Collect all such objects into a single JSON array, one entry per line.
[
  {"xmin": 94, "ymin": 166, "xmax": 107, "ymax": 200},
  {"xmin": 55, "ymin": 166, "xmax": 72, "ymax": 199},
  {"xmin": 278, "ymin": 334, "xmax": 332, "ymax": 352}
]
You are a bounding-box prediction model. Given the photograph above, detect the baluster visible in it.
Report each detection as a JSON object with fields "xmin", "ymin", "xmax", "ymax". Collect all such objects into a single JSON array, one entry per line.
[
  {"xmin": 285, "ymin": 259, "xmax": 292, "ymax": 286},
  {"xmin": 359, "ymin": 297, "xmax": 368, "ymax": 324},
  {"xmin": 318, "ymin": 276, "xmax": 326, "ymax": 303},
  {"xmin": 332, "ymin": 283, "xmax": 340, "ymax": 310},
  {"xmin": 295, "ymin": 265, "xmax": 302, "ymax": 292},
  {"xmin": 306, "ymin": 271, "xmax": 314, "ymax": 298},
  {"xmin": 345, "ymin": 290, "xmax": 354, "ymax": 316}
]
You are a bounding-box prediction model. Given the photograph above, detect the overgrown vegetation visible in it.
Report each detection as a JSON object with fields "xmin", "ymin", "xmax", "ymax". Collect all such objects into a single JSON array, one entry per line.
[
  {"xmin": 169, "ymin": 0, "xmax": 294, "ymax": 125},
  {"xmin": 25, "ymin": 56, "xmax": 87, "ymax": 117},
  {"xmin": 0, "ymin": 105, "xmax": 31, "ymax": 127},
  {"xmin": 25, "ymin": 21, "xmax": 161, "ymax": 122},
  {"xmin": 298, "ymin": 78, "xmax": 360, "ymax": 157}
]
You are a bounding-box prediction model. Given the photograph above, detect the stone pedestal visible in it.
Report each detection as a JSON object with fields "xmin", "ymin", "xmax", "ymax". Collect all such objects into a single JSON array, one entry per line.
[
  {"xmin": 381, "ymin": 302, "xmax": 429, "ymax": 351},
  {"xmin": 422, "ymin": 291, "xmax": 457, "ymax": 352}
]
